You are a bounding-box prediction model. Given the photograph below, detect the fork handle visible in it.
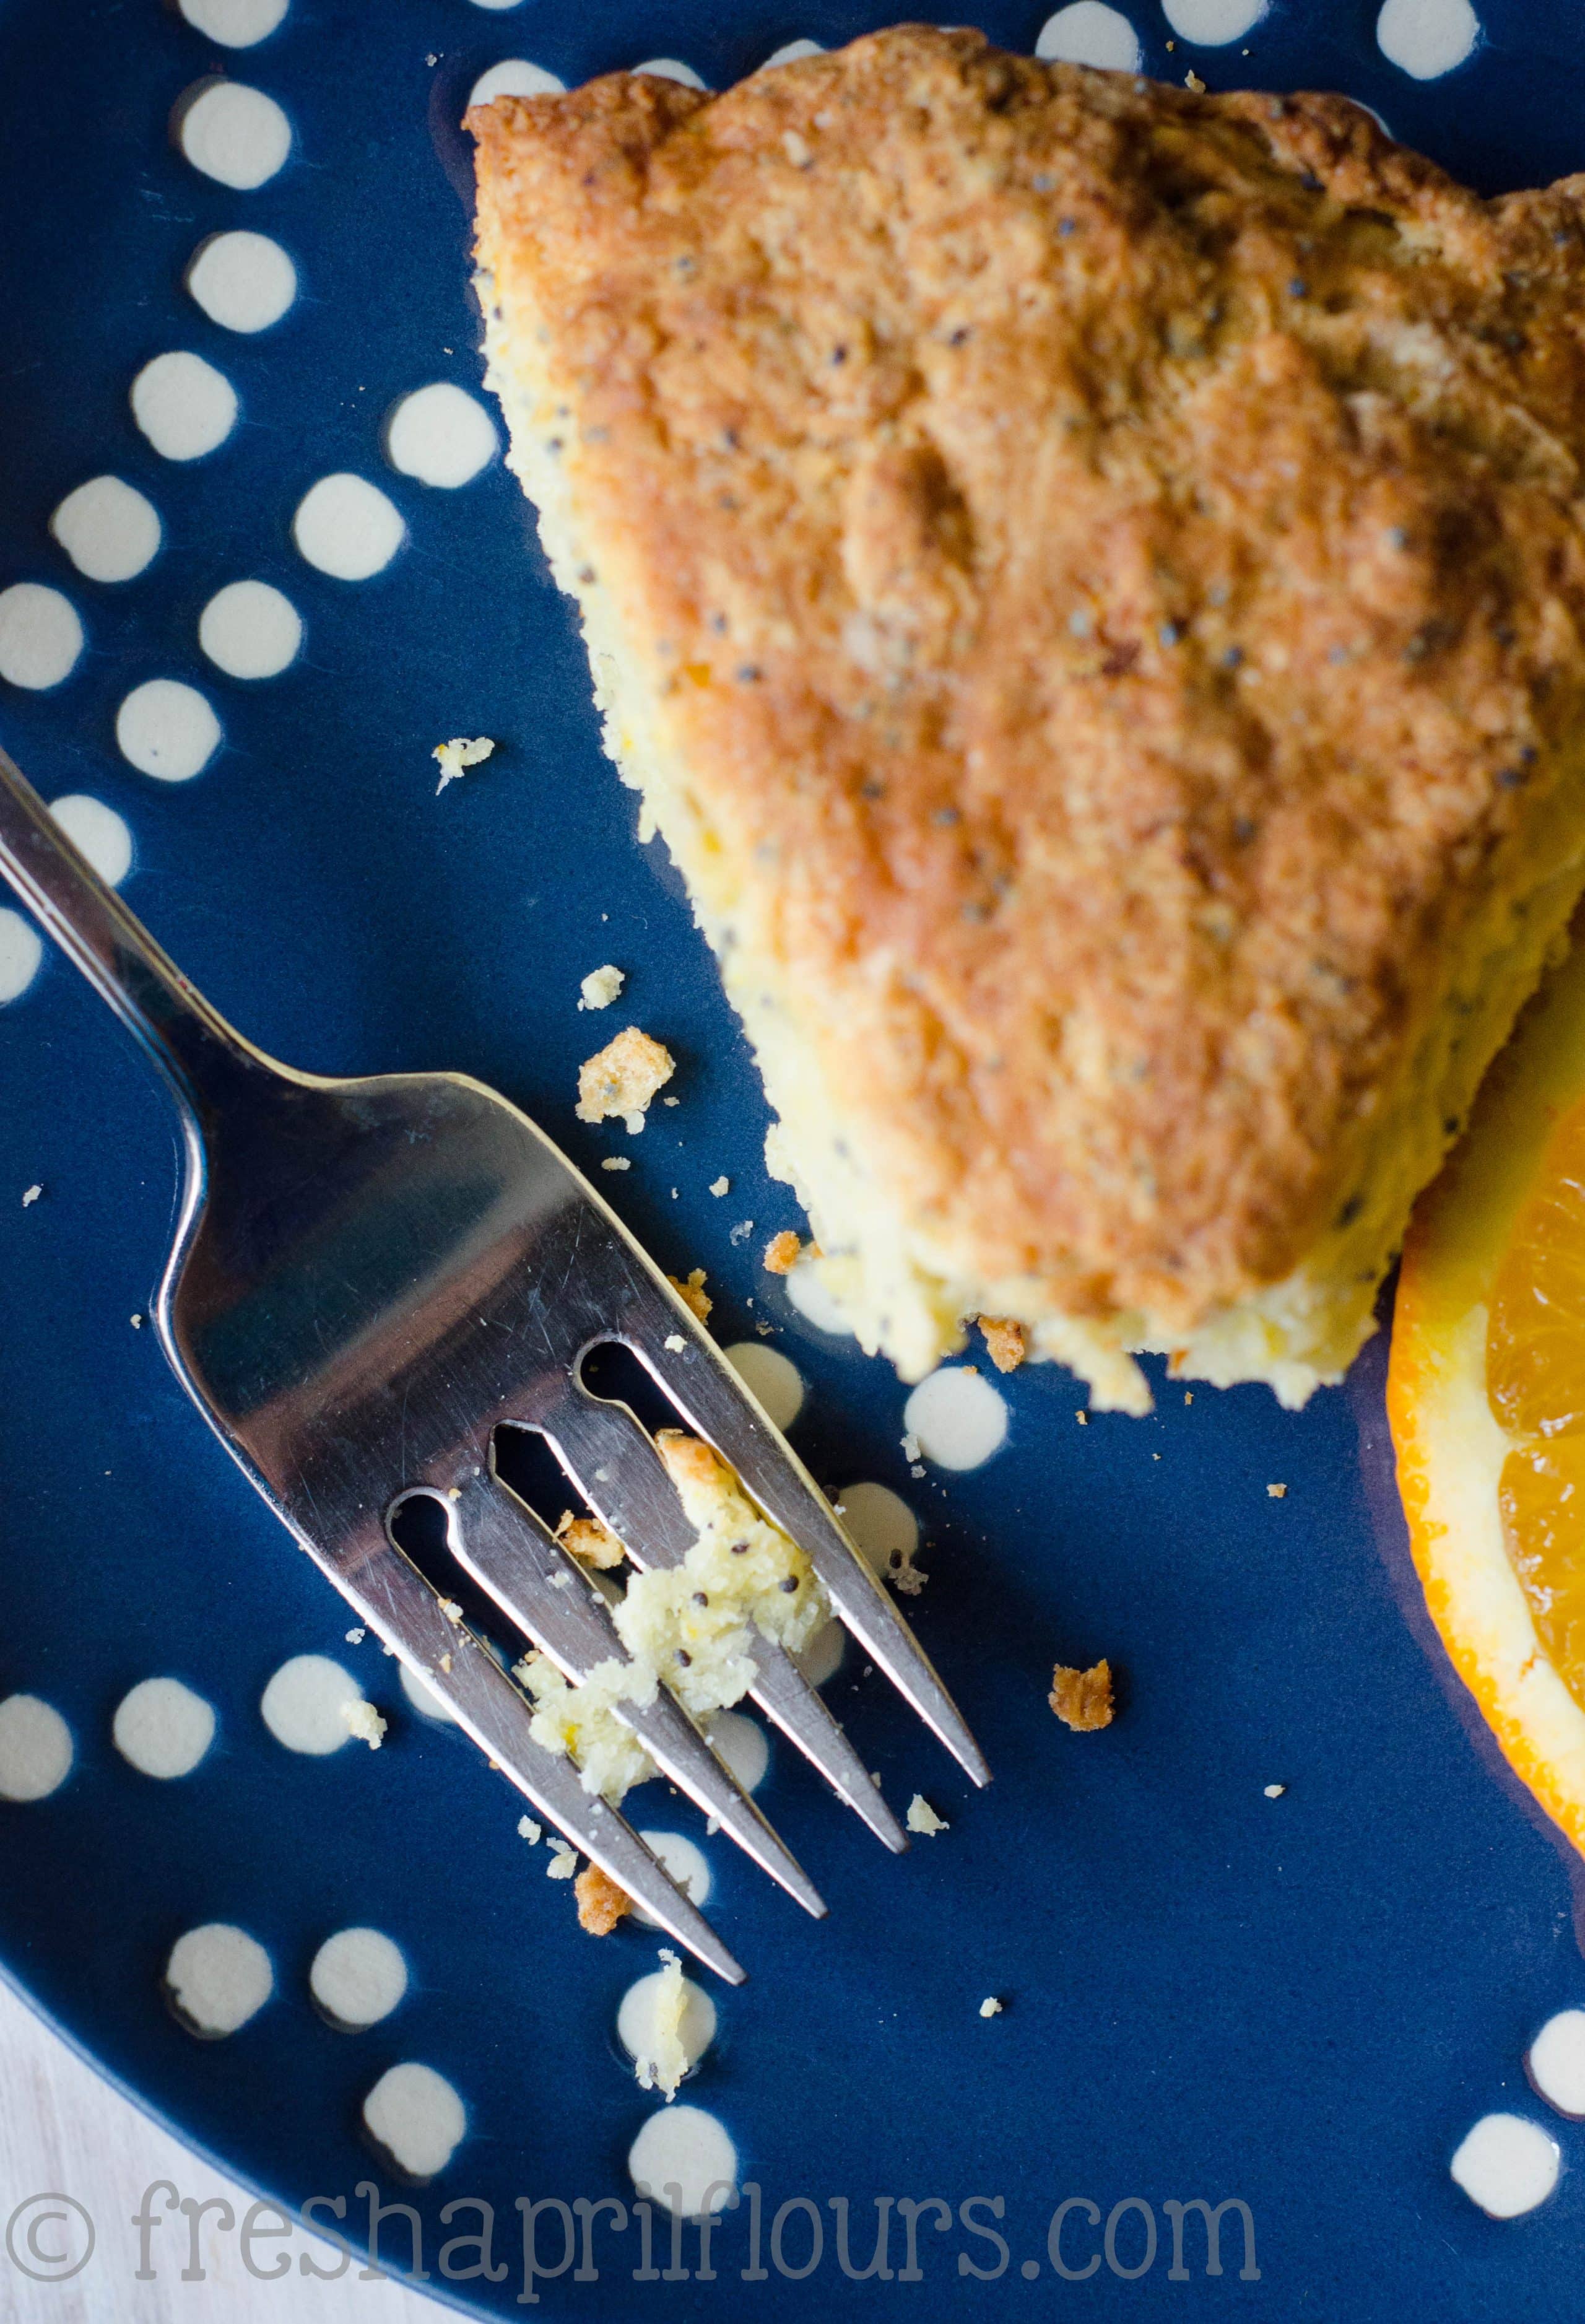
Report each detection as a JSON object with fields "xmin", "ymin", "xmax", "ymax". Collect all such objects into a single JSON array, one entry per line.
[{"xmin": 0, "ymin": 745, "xmax": 264, "ymax": 1121}]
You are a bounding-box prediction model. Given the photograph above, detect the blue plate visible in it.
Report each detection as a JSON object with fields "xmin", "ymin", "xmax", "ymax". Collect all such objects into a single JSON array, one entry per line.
[{"xmin": 3, "ymin": 2, "xmax": 1585, "ymax": 2315}]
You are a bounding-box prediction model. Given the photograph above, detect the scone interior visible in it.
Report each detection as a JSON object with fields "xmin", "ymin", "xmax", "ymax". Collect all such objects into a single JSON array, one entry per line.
[{"xmin": 468, "ymin": 30, "xmax": 1585, "ymax": 1410}]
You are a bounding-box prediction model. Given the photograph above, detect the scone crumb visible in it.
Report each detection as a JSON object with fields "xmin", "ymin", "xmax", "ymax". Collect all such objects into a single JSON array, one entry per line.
[
  {"xmin": 667, "ymin": 1267, "xmax": 713, "ymax": 1321},
  {"xmin": 708, "ymin": 1175, "xmax": 730, "ymax": 1197},
  {"xmin": 979, "ymin": 1996, "xmax": 1004, "ymax": 2019},
  {"xmin": 1075, "ymin": 1410, "xmax": 1088, "ymax": 1425},
  {"xmin": 763, "ymin": 1230, "xmax": 803, "ymax": 1275},
  {"xmin": 433, "ymin": 735, "xmax": 495, "ymax": 792},
  {"xmin": 20, "ymin": 1185, "xmax": 41, "ymax": 1207},
  {"xmin": 1264, "ymin": 1782, "xmax": 1287, "ymax": 1799},
  {"xmin": 516, "ymin": 1814, "xmax": 543, "ymax": 1844},
  {"xmin": 555, "ymin": 1510, "xmax": 625, "ymax": 1570},
  {"xmin": 576, "ymin": 1025, "xmax": 675, "ymax": 1126},
  {"xmin": 601, "ymin": 1156, "xmax": 632, "ymax": 1172},
  {"xmin": 664, "ymin": 1331, "xmax": 685, "ymax": 1351},
  {"xmin": 341, "ymin": 1699, "xmax": 387, "ymax": 1750},
  {"xmin": 1049, "ymin": 1659, "xmax": 1113, "ymax": 1731},
  {"xmin": 906, "ymin": 1794, "xmax": 949, "ymax": 1835},
  {"xmin": 545, "ymin": 1841, "xmax": 578, "ymax": 1880},
  {"xmin": 438, "ymin": 1598, "xmax": 464, "ymax": 1625},
  {"xmin": 575, "ymin": 1862, "xmax": 633, "ymax": 1934},
  {"xmin": 1267, "ymin": 1482, "xmax": 1288, "ymax": 1499},
  {"xmin": 579, "ymin": 964, "xmax": 625, "ymax": 1012},
  {"xmin": 978, "ymin": 1315, "xmax": 1027, "ymax": 1373}
]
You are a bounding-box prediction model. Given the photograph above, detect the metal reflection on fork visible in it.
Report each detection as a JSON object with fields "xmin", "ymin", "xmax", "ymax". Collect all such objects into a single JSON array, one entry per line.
[{"xmin": 0, "ymin": 745, "xmax": 990, "ymax": 1981}]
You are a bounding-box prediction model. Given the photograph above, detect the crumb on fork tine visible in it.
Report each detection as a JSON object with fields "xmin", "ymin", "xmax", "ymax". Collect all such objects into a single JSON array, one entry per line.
[
  {"xmin": 554, "ymin": 1508, "xmax": 626, "ymax": 1570},
  {"xmin": 667, "ymin": 1266, "xmax": 712, "ymax": 1321},
  {"xmin": 1050, "ymin": 1659, "xmax": 1113, "ymax": 1731},
  {"xmin": 575, "ymin": 1862, "xmax": 634, "ymax": 1934}
]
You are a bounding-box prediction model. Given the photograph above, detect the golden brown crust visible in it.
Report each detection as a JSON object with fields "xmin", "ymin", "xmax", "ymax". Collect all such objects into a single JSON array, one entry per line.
[
  {"xmin": 1050, "ymin": 1658, "xmax": 1114, "ymax": 1730},
  {"xmin": 573, "ymin": 1862, "xmax": 633, "ymax": 1934},
  {"xmin": 666, "ymin": 1267, "xmax": 713, "ymax": 1320},
  {"xmin": 471, "ymin": 30, "xmax": 1585, "ymax": 1330},
  {"xmin": 978, "ymin": 1315, "xmax": 1027, "ymax": 1372}
]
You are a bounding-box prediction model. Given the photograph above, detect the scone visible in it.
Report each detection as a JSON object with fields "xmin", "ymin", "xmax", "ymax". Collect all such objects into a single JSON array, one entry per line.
[{"xmin": 467, "ymin": 28, "xmax": 1585, "ymax": 1411}]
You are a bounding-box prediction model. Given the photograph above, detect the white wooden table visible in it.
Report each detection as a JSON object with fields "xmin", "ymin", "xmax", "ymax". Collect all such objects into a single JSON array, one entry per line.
[{"xmin": 0, "ymin": 1980, "xmax": 437, "ymax": 2322}]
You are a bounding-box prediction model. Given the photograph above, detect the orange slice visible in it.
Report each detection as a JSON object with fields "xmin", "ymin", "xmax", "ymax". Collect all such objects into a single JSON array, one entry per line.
[{"xmin": 1391, "ymin": 931, "xmax": 1585, "ymax": 1853}]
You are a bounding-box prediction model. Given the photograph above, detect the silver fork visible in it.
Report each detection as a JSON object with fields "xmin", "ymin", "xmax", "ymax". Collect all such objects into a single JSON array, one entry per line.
[{"xmin": 0, "ymin": 749, "xmax": 988, "ymax": 1982}]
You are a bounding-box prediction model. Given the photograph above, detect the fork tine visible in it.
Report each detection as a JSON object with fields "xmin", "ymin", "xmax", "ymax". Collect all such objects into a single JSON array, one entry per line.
[
  {"xmin": 438, "ymin": 1468, "xmax": 827, "ymax": 1918},
  {"xmin": 523, "ymin": 1396, "xmax": 909, "ymax": 1851},
  {"xmin": 330, "ymin": 1524, "xmax": 746, "ymax": 1983},
  {"xmin": 615, "ymin": 1284, "xmax": 991, "ymax": 1789}
]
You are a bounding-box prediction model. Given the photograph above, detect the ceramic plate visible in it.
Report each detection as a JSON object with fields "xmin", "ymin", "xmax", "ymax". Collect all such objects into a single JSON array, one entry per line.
[{"xmin": 3, "ymin": 1, "xmax": 1585, "ymax": 2315}]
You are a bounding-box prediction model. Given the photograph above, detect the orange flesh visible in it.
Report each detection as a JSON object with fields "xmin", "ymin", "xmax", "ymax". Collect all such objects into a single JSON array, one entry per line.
[{"xmin": 1488, "ymin": 1101, "xmax": 1585, "ymax": 1702}]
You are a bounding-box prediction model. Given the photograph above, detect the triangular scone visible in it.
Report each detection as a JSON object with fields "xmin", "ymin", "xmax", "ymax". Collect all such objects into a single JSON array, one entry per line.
[{"xmin": 469, "ymin": 28, "xmax": 1585, "ymax": 1410}]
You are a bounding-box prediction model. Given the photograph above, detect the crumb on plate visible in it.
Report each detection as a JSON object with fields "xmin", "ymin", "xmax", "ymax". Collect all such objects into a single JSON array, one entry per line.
[
  {"xmin": 978, "ymin": 1315, "xmax": 1027, "ymax": 1373},
  {"xmin": 1264, "ymin": 1782, "xmax": 1287, "ymax": 1798},
  {"xmin": 516, "ymin": 1814, "xmax": 542, "ymax": 1843},
  {"xmin": 1267, "ymin": 1482, "xmax": 1288, "ymax": 1499},
  {"xmin": 575, "ymin": 1861, "xmax": 633, "ymax": 1934},
  {"xmin": 667, "ymin": 1267, "xmax": 713, "ymax": 1321},
  {"xmin": 20, "ymin": 1185, "xmax": 41, "ymax": 1207},
  {"xmin": 341, "ymin": 1699, "xmax": 387, "ymax": 1750},
  {"xmin": 763, "ymin": 1230, "xmax": 802, "ymax": 1275},
  {"xmin": 979, "ymin": 1996, "xmax": 1004, "ymax": 2018},
  {"xmin": 906, "ymin": 1793, "xmax": 949, "ymax": 1835},
  {"xmin": 708, "ymin": 1175, "xmax": 729, "ymax": 1197},
  {"xmin": 576, "ymin": 1024, "xmax": 675, "ymax": 1129},
  {"xmin": 1049, "ymin": 1658, "xmax": 1113, "ymax": 1731},
  {"xmin": 545, "ymin": 1841, "xmax": 578, "ymax": 1880},
  {"xmin": 580, "ymin": 964, "xmax": 625, "ymax": 1011},
  {"xmin": 433, "ymin": 735, "xmax": 495, "ymax": 792}
]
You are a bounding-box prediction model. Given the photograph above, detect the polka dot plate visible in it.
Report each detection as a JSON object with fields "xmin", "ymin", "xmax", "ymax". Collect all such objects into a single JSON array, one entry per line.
[{"xmin": 3, "ymin": 0, "xmax": 1585, "ymax": 2316}]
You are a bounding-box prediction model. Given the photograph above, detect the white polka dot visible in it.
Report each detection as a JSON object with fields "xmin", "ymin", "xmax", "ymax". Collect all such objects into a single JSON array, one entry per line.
[
  {"xmin": 837, "ymin": 1481, "xmax": 919, "ymax": 1576},
  {"xmin": 1449, "ymin": 2113, "xmax": 1559, "ymax": 2219},
  {"xmin": 1035, "ymin": 2, "xmax": 1143, "ymax": 70},
  {"xmin": 628, "ymin": 2105, "xmax": 737, "ymax": 2219},
  {"xmin": 903, "ymin": 1367, "xmax": 1009, "ymax": 1471},
  {"xmin": 0, "ymin": 1695, "xmax": 72, "ymax": 1801},
  {"xmin": 0, "ymin": 583, "xmax": 82, "ymax": 690},
  {"xmin": 113, "ymin": 1678, "xmax": 215, "ymax": 1778},
  {"xmin": 50, "ymin": 478, "xmax": 160, "ymax": 585},
  {"xmin": 166, "ymin": 1923, "xmax": 272, "ymax": 2036},
  {"xmin": 186, "ymin": 230, "xmax": 297, "ymax": 333},
  {"xmin": 199, "ymin": 580, "xmax": 302, "ymax": 679},
  {"xmin": 259, "ymin": 1654, "xmax": 367, "ymax": 1754},
  {"xmin": 310, "ymin": 1928, "xmax": 408, "ymax": 2029},
  {"xmin": 721, "ymin": 1342, "xmax": 804, "ymax": 1431},
  {"xmin": 633, "ymin": 58, "xmax": 708, "ymax": 88},
  {"xmin": 116, "ymin": 680, "xmax": 221, "ymax": 783},
  {"xmin": 131, "ymin": 351, "xmax": 238, "ymax": 462},
  {"xmin": 1376, "ymin": 0, "xmax": 1479, "ymax": 77},
  {"xmin": 1529, "ymin": 2011, "xmax": 1585, "ymax": 2119},
  {"xmin": 703, "ymin": 1709, "xmax": 769, "ymax": 1793},
  {"xmin": 292, "ymin": 474, "xmax": 406, "ymax": 581},
  {"xmin": 794, "ymin": 1617, "xmax": 845, "ymax": 1687},
  {"xmin": 467, "ymin": 59, "xmax": 566, "ymax": 108},
  {"xmin": 178, "ymin": 0, "xmax": 290, "ymax": 46},
  {"xmin": 630, "ymin": 1830, "xmax": 712, "ymax": 1929},
  {"xmin": 619, "ymin": 1965, "xmax": 717, "ymax": 2076},
  {"xmin": 0, "ymin": 912, "xmax": 43, "ymax": 1005},
  {"xmin": 363, "ymin": 2063, "xmax": 466, "ymax": 2180},
  {"xmin": 782, "ymin": 1260, "xmax": 854, "ymax": 1339},
  {"xmin": 384, "ymin": 383, "xmax": 498, "ymax": 489},
  {"xmin": 1162, "ymin": 0, "xmax": 1266, "ymax": 38},
  {"xmin": 50, "ymin": 796, "xmax": 132, "ymax": 887},
  {"xmin": 177, "ymin": 80, "xmax": 292, "ymax": 189},
  {"xmin": 399, "ymin": 1662, "xmax": 458, "ymax": 1723},
  {"xmin": 763, "ymin": 38, "xmax": 825, "ymax": 66}
]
